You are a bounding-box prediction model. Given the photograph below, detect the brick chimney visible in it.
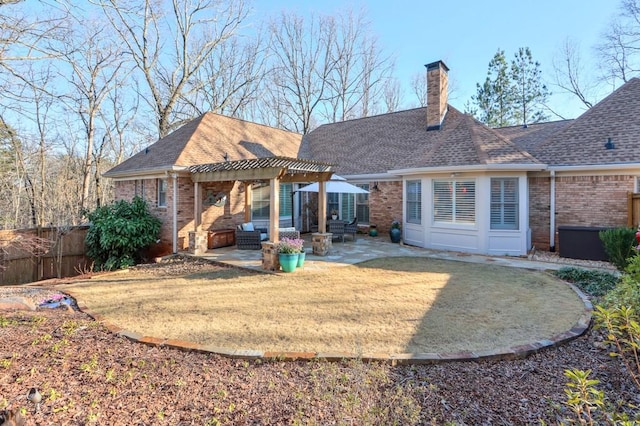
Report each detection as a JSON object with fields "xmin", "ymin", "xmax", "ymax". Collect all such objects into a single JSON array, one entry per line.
[{"xmin": 425, "ymin": 60, "xmax": 449, "ymax": 131}]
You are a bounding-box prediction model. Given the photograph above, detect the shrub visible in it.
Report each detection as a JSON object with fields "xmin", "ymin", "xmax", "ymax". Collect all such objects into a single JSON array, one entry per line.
[
  {"xmin": 594, "ymin": 306, "xmax": 640, "ymax": 390},
  {"xmin": 85, "ymin": 197, "xmax": 162, "ymax": 270},
  {"xmin": 599, "ymin": 227, "xmax": 638, "ymax": 271},
  {"xmin": 553, "ymin": 267, "xmax": 619, "ymax": 298},
  {"xmin": 603, "ymin": 256, "xmax": 640, "ymax": 312}
]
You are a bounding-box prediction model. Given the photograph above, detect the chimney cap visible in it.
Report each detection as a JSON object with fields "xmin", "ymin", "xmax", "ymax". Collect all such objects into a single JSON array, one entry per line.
[{"xmin": 425, "ymin": 60, "xmax": 449, "ymax": 72}]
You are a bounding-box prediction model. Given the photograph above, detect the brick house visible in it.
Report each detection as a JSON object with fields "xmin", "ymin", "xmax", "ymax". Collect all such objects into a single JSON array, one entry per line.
[{"xmin": 105, "ymin": 60, "xmax": 640, "ymax": 257}]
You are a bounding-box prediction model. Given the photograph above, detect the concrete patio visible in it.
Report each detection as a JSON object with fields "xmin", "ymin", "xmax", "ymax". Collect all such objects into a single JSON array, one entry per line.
[{"xmin": 193, "ymin": 233, "xmax": 601, "ymax": 273}]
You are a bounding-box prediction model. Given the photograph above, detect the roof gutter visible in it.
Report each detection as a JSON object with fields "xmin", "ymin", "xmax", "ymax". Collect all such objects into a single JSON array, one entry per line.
[
  {"xmin": 390, "ymin": 163, "xmax": 547, "ymax": 175},
  {"xmin": 103, "ymin": 165, "xmax": 189, "ymax": 180},
  {"xmin": 548, "ymin": 163, "xmax": 640, "ymax": 173},
  {"xmin": 340, "ymin": 173, "xmax": 402, "ymax": 181}
]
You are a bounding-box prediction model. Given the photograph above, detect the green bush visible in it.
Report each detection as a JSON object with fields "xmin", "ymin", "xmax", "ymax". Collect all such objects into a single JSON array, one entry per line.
[
  {"xmin": 604, "ymin": 256, "xmax": 640, "ymax": 312},
  {"xmin": 85, "ymin": 197, "xmax": 162, "ymax": 270},
  {"xmin": 599, "ymin": 227, "xmax": 638, "ymax": 271},
  {"xmin": 553, "ymin": 267, "xmax": 619, "ymax": 298}
]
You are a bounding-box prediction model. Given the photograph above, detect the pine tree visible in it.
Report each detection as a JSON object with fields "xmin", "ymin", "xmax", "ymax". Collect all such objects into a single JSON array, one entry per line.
[
  {"xmin": 468, "ymin": 49, "xmax": 516, "ymax": 127},
  {"xmin": 468, "ymin": 47, "xmax": 550, "ymax": 127},
  {"xmin": 510, "ymin": 47, "xmax": 550, "ymax": 126}
]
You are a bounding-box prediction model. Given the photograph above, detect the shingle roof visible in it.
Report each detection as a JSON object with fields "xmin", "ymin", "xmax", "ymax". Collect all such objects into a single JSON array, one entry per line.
[
  {"xmin": 527, "ymin": 77, "xmax": 640, "ymax": 166},
  {"xmin": 494, "ymin": 120, "xmax": 573, "ymax": 153},
  {"xmin": 300, "ymin": 106, "xmax": 540, "ymax": 175},
  {"xmin": 105, "ymin": 112, "xmax": 302, "ymax": 177}
]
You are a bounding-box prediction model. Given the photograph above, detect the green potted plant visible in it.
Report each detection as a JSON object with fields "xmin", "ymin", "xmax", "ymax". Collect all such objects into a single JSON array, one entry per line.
[
  {"xmin": 390, "ymin": 220, "xmax": 402, "ymax": 243},
  {"xmin": 331, "ymin": 209, "xmax": 338, "ymax": 220},
  {"xmin": 277, "ymin": 238, "xmax": 304, "ymax": 272}
]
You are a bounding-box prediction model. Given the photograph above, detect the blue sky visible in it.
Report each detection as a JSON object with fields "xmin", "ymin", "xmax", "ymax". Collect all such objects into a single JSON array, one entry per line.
[{"xmin": 253, "ymin": 0, "xmax": 621, "ymax": 120}]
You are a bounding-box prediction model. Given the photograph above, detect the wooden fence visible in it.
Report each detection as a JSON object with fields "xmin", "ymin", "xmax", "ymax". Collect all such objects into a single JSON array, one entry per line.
[
  {"xmin": 628, "ymin": 192, "xmax": 640, "ymax": 229},
  {"xmin": 0, "ymin": 226, "xmax": 91, "ymax": 285}
]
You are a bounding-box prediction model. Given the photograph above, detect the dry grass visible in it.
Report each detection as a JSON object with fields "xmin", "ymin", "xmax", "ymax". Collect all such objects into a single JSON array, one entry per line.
[{"xmin": 60, "ymin": 257, "xmax": 585, "ymax": 354}]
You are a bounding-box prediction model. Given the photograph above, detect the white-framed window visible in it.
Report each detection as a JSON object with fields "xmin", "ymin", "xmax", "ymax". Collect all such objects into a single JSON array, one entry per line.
[
  {"xmin": 433, "ymin": 179, "xmax": 475, "ymax": 224},
  {"xmin": 157, "ymin": 179, "xmax": 167, "ymax": 207},
  {"xmin": 490, "ymin": 178, "xmax": 519, "ymax": 230},
  {"xmin": 251, "ymin": 183, "xmax": 293, "ymax": 220},
  {"xmin": 406, "ymin": 180, "xmax": 422, "ymax": 224},
  {"xmin": 356, "ymin": 184, "xmax": 369, "ymax": 223}
]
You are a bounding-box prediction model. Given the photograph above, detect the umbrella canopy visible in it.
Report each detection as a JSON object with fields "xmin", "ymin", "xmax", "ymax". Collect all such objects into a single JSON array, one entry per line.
[{"xmin": 296, "ymin": 175, "xmax": 369, "ymax": 194}]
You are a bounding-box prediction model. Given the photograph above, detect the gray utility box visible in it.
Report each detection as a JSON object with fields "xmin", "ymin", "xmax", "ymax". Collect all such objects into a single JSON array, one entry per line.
[{"xmin": 557, "ymin": 226, "xmax": 610, "ymax": 261}]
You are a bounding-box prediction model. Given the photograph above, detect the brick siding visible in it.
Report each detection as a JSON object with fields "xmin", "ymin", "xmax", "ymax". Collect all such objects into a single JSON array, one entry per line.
[
  {"xmin": 529, "ymin": 174, "xmax": 633, "ymax": 250},
  {"xmin": 368, "ymin": 181, "xmax": 403, "ymax": 233}
]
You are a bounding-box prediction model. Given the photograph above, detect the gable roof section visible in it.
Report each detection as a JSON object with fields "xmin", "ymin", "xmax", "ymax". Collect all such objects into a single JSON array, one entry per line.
[
  {"xmin": 529, "ymin": 77, "xmax": 640, "ymax": 167},
  {"xmin": 105, "ymin": 112, "xmax": 302, "ymax": 178},
  {"xmin": 300, "ymin": 106, "xmax": 540, "ymax": 176}
]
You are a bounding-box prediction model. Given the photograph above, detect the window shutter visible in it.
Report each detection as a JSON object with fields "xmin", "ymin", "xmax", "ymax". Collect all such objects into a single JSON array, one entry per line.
[
  {"xmin": 490, "ymin": 178, "xmax": 518, "ymax": 230},
  {"xmin": 406, "ymin": 180, "xmax": 422, "ymax": 224},
  {"xmin": 433, "ymin": 181, "xmax": 452, "ymax": 222}
]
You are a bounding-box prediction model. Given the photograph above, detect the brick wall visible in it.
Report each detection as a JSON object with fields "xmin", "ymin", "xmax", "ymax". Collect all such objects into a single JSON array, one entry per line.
[
  {"xmin": 555, "ymin": 174, "xmax": 632, "ymax": 228},
  {"xmin": 529, "ymin": 174, "xmax": 633, "ymax": 250},
  {"xmin": 528, "ymin": 176, "xmax": 551, "ymax": 249},
  {"xmin": 369, "ymin": 181, "xmax": 403, "ymax": 233}
]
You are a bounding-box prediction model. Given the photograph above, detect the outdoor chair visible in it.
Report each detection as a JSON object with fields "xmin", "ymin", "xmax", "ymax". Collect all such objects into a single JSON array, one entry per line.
[
  {"xmin": 344, "ymin": 217, "xmax": 358, "ymax": 241},
  {"xmin": 328, "ymin": 220, "xmax": 346, "ymax": 242},
  {"xmin": 279, "ymin": 227, "xmax": 300, "ymax": 240},
  {"xmin": 235, "ymin": 223, "xmax": 268, "ymax": 250}
]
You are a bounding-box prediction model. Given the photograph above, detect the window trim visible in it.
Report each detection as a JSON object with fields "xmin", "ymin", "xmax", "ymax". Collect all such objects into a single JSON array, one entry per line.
[
  {"xmin": 432, "ymin": 179, "xmax": 476, "ymax": 225},
  {"xmin": 406, "ymin": 180, "xmax": 422, "ymax": 225},
  {"xmin": 490, "ymin": 177, "xmax": 519, "ymax": 230},
  {"xmin": 157, "ymin": 178, "xmax": 167, "ymax": 208}
]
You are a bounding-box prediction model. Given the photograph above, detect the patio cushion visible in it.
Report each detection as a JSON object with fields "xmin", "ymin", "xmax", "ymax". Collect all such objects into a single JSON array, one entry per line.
[{"xmin": 242, "ymin": 222, "xmax": 255, "ymax": 231}]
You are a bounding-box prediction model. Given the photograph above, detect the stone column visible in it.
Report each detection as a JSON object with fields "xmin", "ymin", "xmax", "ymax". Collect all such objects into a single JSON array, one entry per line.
[
  {"xmin": 188, "ymin": 230, "xmax": 208, "ymax": 255},
  {"xmin": 262, "ymin": 241, "xmax": 280, "ymax": 271},
  {"xmin": 312, "ymin": 232, "xmax": 332, "ymax": 256}
]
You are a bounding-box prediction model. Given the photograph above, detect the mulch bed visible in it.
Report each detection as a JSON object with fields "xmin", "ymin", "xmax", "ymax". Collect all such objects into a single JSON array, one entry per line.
[{"xmin": 0, "ymin": 258, "xmax": 638, "ymax": 424}]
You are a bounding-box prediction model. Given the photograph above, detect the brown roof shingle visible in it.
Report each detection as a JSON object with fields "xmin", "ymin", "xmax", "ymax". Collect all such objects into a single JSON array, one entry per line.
[
  {"xmin": 105, "ymin": 112, "xmax": 302, "ymax": 177},
  {"xmin": 527, "ymin": 77, "xmax": 640, "ymax": 166},
  {"xmin": 300, "ymin": 106, "xmax": 540, "ymax": 175}
]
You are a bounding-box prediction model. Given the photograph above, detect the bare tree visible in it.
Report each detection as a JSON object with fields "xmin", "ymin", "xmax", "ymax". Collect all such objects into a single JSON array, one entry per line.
[
  {"xmin": 96, "ymin": 0, "xmax": 250, "ymax": 137},
  {"xmin": 53, "ymin": 18, "xmax": 128, "ymax": 214},
  {"xmin": 410, "ymin": 72, "xmax": 427, "ymax": 107},
  {"xmin": 552, "ymin": 39, "xmax": 597, "ymax": 110},
  {"xmin": 597, "ymin": 0, "xmax": 640, "ymax": 84},
  {"xmin": 267, "ymin": 11, "xmax": 336, "ymax": 134},
  {"xmin": 179, "ymin": 32, "xmax": 267, "ymax": 120},
  {"xmin": 381, "ymin": 77, "xmax": 403, "ymax": 113}
]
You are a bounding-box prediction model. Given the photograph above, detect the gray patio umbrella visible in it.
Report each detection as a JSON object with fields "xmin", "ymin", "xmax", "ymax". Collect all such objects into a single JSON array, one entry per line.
[{"xmin": 296, "ymin": 175, "xmax": 369, "ymax": 194}]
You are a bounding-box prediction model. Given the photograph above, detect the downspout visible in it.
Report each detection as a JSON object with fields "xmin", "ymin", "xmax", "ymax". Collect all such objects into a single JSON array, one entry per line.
[
  {"xmin": 171, "ymin": 172, "xmax": 178, "ymax": 254},
  {"xmin": 549, "ymin": 170, "xmax": 556, "ymax": 252}
]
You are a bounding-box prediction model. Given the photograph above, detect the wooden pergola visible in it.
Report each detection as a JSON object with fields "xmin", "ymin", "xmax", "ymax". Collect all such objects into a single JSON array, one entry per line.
[{"xmin": 188, "ymin": 157, "xmax": 334, "ymax": 242}]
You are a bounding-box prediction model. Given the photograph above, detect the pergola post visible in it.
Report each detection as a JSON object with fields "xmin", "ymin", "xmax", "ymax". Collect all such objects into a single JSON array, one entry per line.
[
  {"xmin": 269, "ymin": 177, "xmax": 280, "ymax": 242},
  {"xmin": 318, "ymin": 181, "xmax": 327, "ymax": 233},
  {"xmin": 193, "ymin": 181, "xmax": 200, "ymax": 231},
  {"xmin": 244, "ymin": 183, "xmax": 252, "ymax": 223}
]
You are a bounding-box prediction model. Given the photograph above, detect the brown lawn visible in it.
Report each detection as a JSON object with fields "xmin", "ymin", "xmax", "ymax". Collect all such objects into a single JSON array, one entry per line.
[{"xmin": 59, "ymin": 257, "xmax": 586, "ymax": 355}]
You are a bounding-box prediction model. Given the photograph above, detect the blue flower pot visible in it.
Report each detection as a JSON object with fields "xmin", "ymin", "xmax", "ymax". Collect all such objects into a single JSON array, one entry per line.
[
  {"xmin": 390, "ymin": 228, "xmax": 402, "ymax": 243},
  {"xmin": 297, "ymin": 251, "xmax": 306, "ymax": 267},
  {"xmin": 279, "ymin": 253, "xmax": 299, "ymax": 272}
]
